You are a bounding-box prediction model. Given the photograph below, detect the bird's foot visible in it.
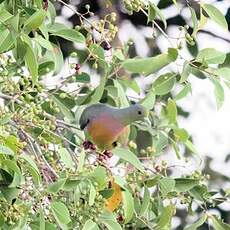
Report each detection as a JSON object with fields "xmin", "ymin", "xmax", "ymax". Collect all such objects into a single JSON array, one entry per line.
[
  {"xmin": 83, "ymin": 140, "xmax": 96, "ymax": 151},
  {"xmin": 97, "ymin": 150, "xmax": 113, "ymax": 163},
  {"xmin": 103, "ymin": 150, "xmax": 113, "ymax": 160}
]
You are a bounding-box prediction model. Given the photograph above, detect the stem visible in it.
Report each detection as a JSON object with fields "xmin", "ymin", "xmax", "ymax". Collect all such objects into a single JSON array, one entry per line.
[{"xmin": 10, "ymin": 121, "xmax": 58, "ymax": 179}]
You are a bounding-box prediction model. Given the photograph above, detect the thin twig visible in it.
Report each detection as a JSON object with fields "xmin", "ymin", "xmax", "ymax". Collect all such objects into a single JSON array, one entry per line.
[
  {"xmin": 0, "ymin": 92, "xmax": 22, "ymax": 104},
  {"xmin": 44, "ymin": 112, "xmax": 81, "ymax": 131},
  {"xmin": 10, "ymin": 121, "xmax": 58, "ymax": 179},
  {"xmin": 56, "ymin": 127, "xmax": 79, "ymax": 165}
]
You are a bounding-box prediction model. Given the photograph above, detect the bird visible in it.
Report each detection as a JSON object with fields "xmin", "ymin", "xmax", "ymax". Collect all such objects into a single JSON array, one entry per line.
[{"xmin": 79, "ymin": 103, "xmax": 148, "ymax": 151}]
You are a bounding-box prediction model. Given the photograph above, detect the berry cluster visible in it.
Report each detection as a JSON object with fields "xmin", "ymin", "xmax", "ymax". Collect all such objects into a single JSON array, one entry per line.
[{"xmin": 123, "ymin": 0, "xmax": 146, "ymax": 15}]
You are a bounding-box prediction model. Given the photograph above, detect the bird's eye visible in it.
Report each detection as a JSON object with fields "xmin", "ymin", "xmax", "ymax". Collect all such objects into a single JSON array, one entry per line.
[{"xmin": 138, "ymin": 111, "xmax": 142, "ymax": 115}]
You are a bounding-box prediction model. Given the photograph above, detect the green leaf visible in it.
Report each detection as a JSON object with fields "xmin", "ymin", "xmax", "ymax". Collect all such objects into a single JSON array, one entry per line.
[
  {"xmin": 175, "ymin": 178, "xmax": 199, "ymax": 192},
  {"xmin": 175, "ymin": 83, "xmax": 192, "ymax": 100},
  {"xmin": 90, "ymin": 166, "xmax": 107, "ymax": 190},
  {"xmin": 5, "ymin": 135, "xmax": 20, "ymax": 153},
  {"xmin": 157, "ymin": 204, "xmax": 175, "ymax": 229},
  {"xmin": 189, "ymin": 7, "xmax": 198, "ymax": 37},
  {"xmin": 202, "ymin": 4, "xmax": 228, "ymax": 30},
  {"xmin": 75, "ymin": 72, "xmax": 91, "ymax": 83},
  {"xmin": 0, "ymin": 29, "xmax": 14, "ymax": 53},
  {"xmin": 20, "ymin": 154, "xmax": 40, "ymax": 174},
  {"xmin": 159, "ymin": 177, "xmax": 175, "ymax": 197},
  {"xmin": 113, "ymin": 49, "xmax": 125, "ymax": 61},
  {"xmin": 146, "ymin": 175, "xmax": 161, "ymax": 187},
  {"xmin": 0, "ymin": 8, "xmax": 13, "ymax": 22},
  {"xmin": 63, "ymin": 179, "xmax": 80, "ymax": 191},
  {"xmin": 26, "ymin": 165, "xmax": 41, "ymax": 185},
  {"xmin": 210, "ymin": 215, "xmax": 230, "ymax": 230},
  {"xmin": 185, "ymin": 140, "xmax": 199, "ymax": 155},
  {"xmin": 196, "ymin": 48, "xmax": 226, "ymax": 65},
  {"xmin": 0, "ymin": 114, "xmax": 11, "ymax": 125},
  {"xmin": 122, "ymin": 49, "xmax": 178, "ymax": 76},
  {"xmin": 114, "ymin": 80, "xmax": 129, "ymax": 107},
  {"xmin": 14, "ymin": 36, "xmax": 27, "ymax": 62},
  {"xmin": 25, "ymin": 42, "xmax": 38, "ymax": 83},
  {"xmin": 47, "ymin": 43, "xmax": 64, "ymax": 74},
  {"xmin": 148, "ymin": 4, "xmax": 156, "ymax": 22},
  {"xmin": 48, "ymin": 178, "xmax": 67, "ymax": 193},
  {"xmin": 51, "ymin": 202, "xmax": 71, "ymax": 228},
  {"xmin": 184, "ymin": 213, "xmax": 207, "ymax": 230},
  {"xmin": 34, "ymin": 36, "xmax": 53, "ymax": 50},
  {"xmin": 124, "ymin": 79, "xmax": 140, "ymax": 94},
  {"xmin": 82, "ymin": 220, "xmax": 99, "ymax": 230},
  {"xmin": 3, "ymin": 159, "xmax": 21, "ymax": 175},
  {"xmin": 24, "ymin": 9, "xmax": 47, "ymax": 33},
  {"xmin": 99, "ymin": 189, "xmax": 114, "ymax": 199},
  {"xmin": 89, "ymin": 44, "xmax": 107, "ymax": 69},
  {"xmin": 171, "ymin": 138, "xmax": 181, "ymax": 159},
  {"xmin": 215, "ymin": 67, "xmax": 230, "ymax": 82},
  {"xmin": 152, "ymin": 73, "xmax": 176, "ymax": 95},
  {"xmin": 166, "ymin": 98, "xmax": 177, "ymax": 124},
  {"xmin": 39, "ymin": 209, "xmax": 45, "ymax": 230},
  {"xmin": 58, "ymin": 147, "xmax": 74, "ymax": 169},
  {"xmin": 180, "ymin": 62, "xmax": 192, "ymax": 83},
  {"xmin": 77, "ymin": 150, "xmax": 85, "ymax": 172},
  {"xmin": 35, "ymin": 0, "xmax": 42, "ymax": 8},
  {"xmin": 30, "ymin": 220, "xmax": 56, "ymax": 230},
  {"xmin": 47, "ymin": 23, "xmax": 69, "ymax": 33},
  {"xmin": 51, "ymin": 29, "xmax": 85, "ymax": 43},
  {"xmin": 212, "ymin": 79, "xmax": 225, "ymax": 109},
  {"xmin": 89, "ymin": 183, "xmax": 96, "ymax": 206},
  {"xmin": 0, "ymin": 187, "xmax": 19, "ymax": 203},
  {"xmin": 189, "ymin": 185, "xmax": 209, "ymax": 201},
  {"xmin": 38, "ymin": 61, "xmax": 55, "ymax": 75},
  {"xmin": 122, "ymin": 189, "xmax": 134, "ymax": 224},
  {"xmin": 140, "ymin": 89, "xmax": 155, "ymax": 110},
  {"xmin": 47, "ymin": 1, "xmax": 56, "ymax": 23},
  {"xmin": 0, "ymin": 145, "xmax": 14, "ymax": 155},
  {"xmin": 100, "ymin": 219, "xmax": 122, "ymax": 230},
  {"xmin": 174, "ymin": 128, "xmax": 189, "ymax": 142},
  {"xmin": 90, "ymin": 77, "xmax": 106, "ymax": 104},
  {"xmin": 0, "ymin": 211, "xmax": 4, "ymax": 227},
  {"xmin": 39, "ymin": 24, "xmax": 49, "ymax": 40},
  {"xmin": 52, "ymin": 95, "xmax": 74, "ymax": 121},
  {"xmin": 155, "ymin": 131, "xmax": 168, "ymax": 154},
  {"xmin": 149, "ymin": 3, "xmax": 167, "ymax": 29},
  {"xmin": 112, "ymin": 147, "xmax": 144, "ymax": 172},
  {"xmin": 106, "ymin": 86, "xmax": 119, "ymax": 98},
  {"xmin": 114, "ymin": 175, "xmax": 126, "ymax": 190},
  {"xmin": 140, "ymin": 187, "xmax": 150, "ymax": 216}
]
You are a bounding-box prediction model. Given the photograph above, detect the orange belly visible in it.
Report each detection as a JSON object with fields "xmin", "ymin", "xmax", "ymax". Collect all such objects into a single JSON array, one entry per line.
[{"xmin": 87, "ymin": 113, "xmax": 125, "ymax": 150}]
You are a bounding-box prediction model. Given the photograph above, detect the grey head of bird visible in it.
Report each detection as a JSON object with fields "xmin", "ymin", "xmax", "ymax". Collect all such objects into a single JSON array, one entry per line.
[
  {"xmin": 79, "ymin": 103, "xmax": 148, "ymax": 130},
  {"xmin": 113, "ymin": 103, "xmax": 149, "ymax": 126}
]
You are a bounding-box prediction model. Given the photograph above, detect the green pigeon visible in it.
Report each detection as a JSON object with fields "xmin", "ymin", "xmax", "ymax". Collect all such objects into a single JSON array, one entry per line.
[{"xmin": 79, "ymin": 103, "xmax": 148, "ymax": 150}]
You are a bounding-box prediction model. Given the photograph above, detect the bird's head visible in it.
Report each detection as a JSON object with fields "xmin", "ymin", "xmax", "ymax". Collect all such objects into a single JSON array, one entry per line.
[
  {"xmin": 130, "ymin": 104, "xmax": 149, "ymax": 120},
  {"xmin": 116, "ymin": 104, "xmax": 149, "ymax": 126}
]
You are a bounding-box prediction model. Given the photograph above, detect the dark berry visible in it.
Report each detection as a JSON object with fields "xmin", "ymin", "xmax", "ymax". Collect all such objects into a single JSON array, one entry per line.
[
  {"xmin": 102, "ymin": 41, "xmax": 111, "ymax": 51},
  {"xmin": 75, "ymin": 64, "xmax": 81, "ymax": 74}
]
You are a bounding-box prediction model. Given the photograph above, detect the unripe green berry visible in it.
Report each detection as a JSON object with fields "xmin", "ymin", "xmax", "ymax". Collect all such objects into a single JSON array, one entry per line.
[
  {"xmin": 85, "ymin": 4, "xmax": 90, "ymax": 10},
  {"xmin": 70, "ymin": 52, "xmax": 78, "ymax": 57},
  {"xmin": 60, "ymin": 92, "xmax": 67, "ymax": 99}
]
